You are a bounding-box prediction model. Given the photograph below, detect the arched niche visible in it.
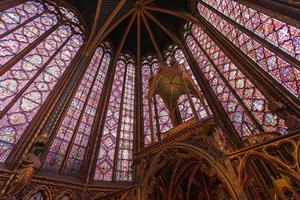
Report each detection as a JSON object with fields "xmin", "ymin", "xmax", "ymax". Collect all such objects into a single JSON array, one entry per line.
[
  {"xmin": 55, "ymin": 190, "xmax": 76, "ymax": 200},
  {"xmin": 239, "ymin": 152, "xmax": 300, "ymax": 200},
  {"xmin": 91, "ymin": 192, "xmax": 105, "ymax": 200},
  {"xmin": 24, "ymin": 185, "xmax": 52, "ymax": 200},
  {"xmin": 140, "ymin": 143, "xmax": 239, "ymax": 200}
]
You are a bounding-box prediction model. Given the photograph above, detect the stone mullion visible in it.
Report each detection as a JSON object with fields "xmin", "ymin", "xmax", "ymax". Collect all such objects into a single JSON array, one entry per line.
[
  {"xmin": 7, "ymin": 43, "xmax": 87, "ymax": 168},
  {"xmin": 150, "ymin": 64, "xmax": 162, "ymax": 141},
  {"xmin": 194, "ymin": 10, "xmax": 300, "ymax": 117},
  {"xmin": 38, "ymin": 53, "xmax": 90, "ymax": 163},
  {"xmin": 135, "ymin": 60, "xmax": 143, "ymax": 151},
  {"xmin": 0, "ymin": 21, "xmax": 62, "ymax": 76},
  {"xmin": 135, "ymin": 11, "xmax": 143, "ymax": 151},
  {"xmin": 147, "ymin": 96, "xmax": 155, "ymax": 143},
  {"xmin": 190, "ymin": 31, "xmax": 265, "ymax": 133},
  {"xmin": 181, "ymin": 74, "xmax": 200, "ymax": 121},
  {"xmin": 4, "ymin": 34, "xmax": 74, "ymax": 166},
  {"xmin": 180, "ymin": 33, "xmax": 242, "ymax": 149},
  {"xmin": 133, "ymin": 58, "xmax": 142, "ymax": 184},
  {"xmin": 153, "ymin": 98, "xmax": 162, "ymax": 141},
  {"xmin": 80, "ymin": 51, "xmax": 116, "ymax": 183},
  {"xmin": 59, "ymin": 51, "xmax": 105, "ymax": 175},
  {"xmin": 112, "ymin": 61, "xmax": 129, "ymax": 181},
  {"xmin": 83, "ymin": 12, "xmax": 137, "ymax": 183}
]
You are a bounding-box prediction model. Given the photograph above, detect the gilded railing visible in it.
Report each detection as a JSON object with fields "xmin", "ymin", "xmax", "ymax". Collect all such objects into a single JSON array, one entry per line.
[
  {"xmin": 134, "ymin": 117, "xmax": 216, "ymax": 159},
  {"xmin": 227, "ymin": 129, "xmax": 300, "ymax": 199}
]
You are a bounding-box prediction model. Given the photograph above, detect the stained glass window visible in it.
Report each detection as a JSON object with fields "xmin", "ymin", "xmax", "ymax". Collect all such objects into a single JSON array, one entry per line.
[
  {"xmin": 43, "ymin": 45, "xmax": 111, "ymax": 175},
  {"xmin": 142, "ymin": 60, "xmax": 153, "ymax": 146},
  {"xmin": 155, "ymin": 95, "xmax": 172, "ymax": 138},
  {"xmin": 141, "ymin": 46, "xmax": 213, "ymax": 145},
  {"xmin": 177, "ymin": 95, "xmax": 209, "ymax": 122},
  {"xmin": 184, "ymin": 22, "xmax": 287, "ymax": 138},
  {"xmin": 177, "ymin": 95, "xmax": 194, "ymax": 122},
  {"xmin": 0, "ymin": 1, "xmax": 84, "ymax": 162},
  {"xmin": 94, "ymin": 55, "xmax": 135, "ymax": 181},
  {"xmin": 201, "ymin": 0, "xmax": 300, "ymax": 61},
  {"xmin": 116, "ymin": 62, "xmax": 135, "ymax": 181},
  {"xmin": 165, "ymin": 45, "xmax": 211, "ymax": 121},
  {"xmin": 141, "ymin": 56, "xmax": 172, "ymax": 146},
  {"xmin": 197, "ymin": 1, "xmax": 300, "ymax": 99}
]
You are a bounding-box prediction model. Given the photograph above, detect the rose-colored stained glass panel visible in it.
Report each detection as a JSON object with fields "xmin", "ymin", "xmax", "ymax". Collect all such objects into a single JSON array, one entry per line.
[
  {"xmin": 171, "ymin": 47, "xmax": 211, "ymax": 118},
  {"xmin": 0, "ymin": 33, "xmax": 83, "ymax": 162},
  {"xmin": 198, "ymin": 3, "xmax": 300, "ymax": 98},
  {"xmin": 141, "ymin": 58, "xmax": 160, "ymax": 146},
  {"xmin": 0, "ymin": 25, "xmax": 72, "ymax": 113},
  {"xmin": 64, "ymin": 52, "xmax": 111, "ymax": 175},
  {"xmin": 43, "ymin": 47, "xmax": 104, "ymax": 173},
  {"xmin": 116, "ymin": 63, "xmax": 135, "ymax": 181},
  {"xmin": 186, "ymin": 33, "xmax": 258, "ymax": 137},
  {"xmin": 0, "ymin": 13, "xmax": 58, "ymax": 68},
  {"xmin": 0, "ymin": 1, "xmax": 44, "ymax": 35},
  {"xmin": 156, "ymin": 95, "xmax": 172, "ymax": 135},
  {"xmin": 186, "ymin": 23, "xmax": 287, "ymax": 136},
  {"xmin": 94, "ymin": 59, "xmax": 126, "ymax": 181},
  {"xmin": 59, "ymin": 6, "xmax": 80, "ymax": 25},
  {"xmin": 0, "ymin": 1, "xmax": 84, "ymax": 163},
  {"xmin": 142, "ymin": 62, "xmax": 152, "ymax": 146},
  {"xmin": 202, "ymin": 0, "xmax": 300, "ymax": 60},
  {"xmin": 178, "ymin": 95, "xmax": 194, "ymax": 122}
]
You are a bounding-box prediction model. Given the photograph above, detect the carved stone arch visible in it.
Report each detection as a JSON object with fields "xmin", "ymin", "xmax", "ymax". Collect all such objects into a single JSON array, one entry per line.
[
  {"xmin": 55, "ymin": 190, "xmax": 76, "ymax": 200},
  {"xmin": 239, "ymin": 151, "xmax": 300, "ymax": 188},
  {"xmin": 296, "ymin": 139, "xmax": 300, "ymax": 169},
  {"xmin": 91, "ymin": 192, "xmax": 105, "ymax": 200},
  {"xmin": 140, "ymin": 142, "xmax": 239, "ymax": 200},
  {"xmin": 24, "ymin": 185, "xmax": 52, "ymax": 200}
]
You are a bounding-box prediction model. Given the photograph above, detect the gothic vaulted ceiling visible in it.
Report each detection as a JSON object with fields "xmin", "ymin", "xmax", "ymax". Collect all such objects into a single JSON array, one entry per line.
[{"xmin": 61, "ymin": 0, "xmax": 190, "ymax": 56}]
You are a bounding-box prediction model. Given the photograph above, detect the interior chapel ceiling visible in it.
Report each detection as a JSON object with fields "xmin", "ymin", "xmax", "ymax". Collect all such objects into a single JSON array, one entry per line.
[{"xmin": 59, "ymin": 0, "xmax": 190, "ymax": 56}]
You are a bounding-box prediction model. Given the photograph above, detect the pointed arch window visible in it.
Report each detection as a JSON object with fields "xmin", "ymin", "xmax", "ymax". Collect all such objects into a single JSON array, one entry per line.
[
  {"xmin": 43, "ymin": 44, "xmax": 111, "ymax": 175},
  {"xmin": 0, "ymin": 1, "xmax": 84, "ymax": 162},
  {"xmin": 94, "ymin": 54, "xmax": 135, "ymax": 182},
  {"xmin": 197, "ymin": 0, "xmax": 300, "ymax": 99},
  {"xmin": 184, "ymin": 22, "xmax": 287, "ymax": 138}
]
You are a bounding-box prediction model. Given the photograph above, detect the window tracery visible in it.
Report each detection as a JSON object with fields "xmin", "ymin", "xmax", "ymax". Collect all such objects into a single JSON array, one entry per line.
[
  {"xmin": 165, "ymin": 45, "xmax": 211, "ymax": 122},
  {"xmin": 141, "ymin": 56, "xmax": 172, "ymax": 145},
  {"xmin": 197, "ymin": 0, "xmax": 300, "ymax": 99},
  {"xmin": 94, "ymin": 55, "xmax": 135, "ymax": 181},
  {"xmin": 201, "ymin": 0, "xmax": 300, "ymax": 60},
  {"xmin": 0, "ymin": 0, "xmax": 84, "ymax": 162},
  {"xmin": 43, "ymin": 44, "xmax": 111, "ymax": 175},
  {"xmin": 184, "ymin": 22, "xmax": 287, "ymax": 137}
]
